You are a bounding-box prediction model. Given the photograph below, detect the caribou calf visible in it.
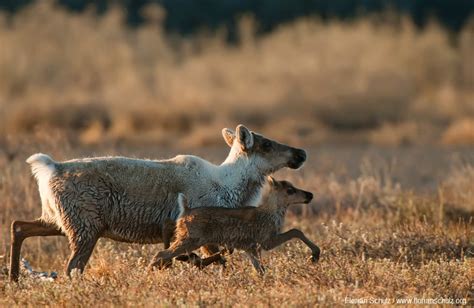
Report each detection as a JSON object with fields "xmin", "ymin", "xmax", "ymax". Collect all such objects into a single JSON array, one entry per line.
[{"xmin": 150, "ymin": 178, "xmax": 320, "ymax": 274}]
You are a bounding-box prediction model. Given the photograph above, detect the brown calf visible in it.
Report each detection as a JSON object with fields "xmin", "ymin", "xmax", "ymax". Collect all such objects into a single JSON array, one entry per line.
[{"xmin": 150, "ymin": 178, "xmax": 320, "ymax": 274}]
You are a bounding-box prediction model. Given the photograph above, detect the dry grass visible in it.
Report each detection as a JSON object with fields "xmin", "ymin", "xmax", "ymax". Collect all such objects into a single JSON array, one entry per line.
[
  {"xmin": 0, "ymin": 2, "xmax": 473, "ymax": 146},
  {"xmin": 0, "ymin": 139, "xmax": 472, "ymax": 306},
  {"xmin": 0, "ymin": 2, "xmax": 473, "ymax": 305}
]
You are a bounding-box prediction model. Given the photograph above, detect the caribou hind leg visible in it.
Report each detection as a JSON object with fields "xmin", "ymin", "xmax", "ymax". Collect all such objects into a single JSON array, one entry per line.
[{"xmin": 9, "ymin": 219, "xmax": 64, "ymax": 282}]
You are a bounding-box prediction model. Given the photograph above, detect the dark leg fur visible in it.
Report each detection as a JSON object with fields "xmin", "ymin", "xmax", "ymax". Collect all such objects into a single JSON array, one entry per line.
[
  {"xmin": 263, "ymin": 228, "xmax": 320, "ymax": 262},
  {"xmin": 200, "ymin": 244, "xmax": 227, "ymax": 266},
  {"xmin": 245, "ymin": 247, "xmax": 265, "ymax": 275},
  {"xmin": 149, "ymin": 240, "xmax": 202, "ymax": 270},
  {"xmin": 162, "ymin": 219, "xmax": 176, "ymax": 249},
  {"xmin": 66, "ymin": 236, "xmax": 98, "ymax": 276},
  {"xmin": 9, "ymin": 220, "xmax": 63, "ymax": 282},
  {"xmin": 177, "ymin": 250, "xmax": 228, "ymax": 270}
]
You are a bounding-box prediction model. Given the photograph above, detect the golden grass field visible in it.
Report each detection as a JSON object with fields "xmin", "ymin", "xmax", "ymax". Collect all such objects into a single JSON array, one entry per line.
[
  {"xmin": 0, "ymin": 138, "xmax": 473, "ymax": 306},
  {"xmin": 0, "ymin": 1, "xmax": 473, "ymax": 306}
]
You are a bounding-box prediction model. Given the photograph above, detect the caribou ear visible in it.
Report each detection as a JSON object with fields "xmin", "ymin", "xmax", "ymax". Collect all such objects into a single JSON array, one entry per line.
[
  {"xmin": 222, "ymin": 128, "xmax": 235, "ymax": 147},
  {"xmin": 268, "ymin": 176, "xmax": 277, "ymax": 186},
  {"xmin": 236, "ymin": 124, "xmax": 254, "ymax": 150}
]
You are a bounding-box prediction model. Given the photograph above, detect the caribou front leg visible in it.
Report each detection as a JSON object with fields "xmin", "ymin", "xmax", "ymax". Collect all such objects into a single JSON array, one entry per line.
[{"xmin": 263, "ymin": 229, "xmax": 320, "ymax": 262}]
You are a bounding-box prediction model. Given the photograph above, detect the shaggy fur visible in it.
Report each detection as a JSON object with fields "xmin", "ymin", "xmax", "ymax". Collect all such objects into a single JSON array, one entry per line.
[
  {"xmin": 150, "ymin": 178, "xmax": 320, "ymax": 274},
  {"xmin": 9, "ymin": 125, "xmax": 307, "ymax": 281}
]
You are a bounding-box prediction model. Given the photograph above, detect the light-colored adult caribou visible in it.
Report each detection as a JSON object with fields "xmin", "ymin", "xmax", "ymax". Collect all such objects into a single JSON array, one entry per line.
[{"xmin": 10, "ymin": 125, "xmax": 307, "ymax": 281}]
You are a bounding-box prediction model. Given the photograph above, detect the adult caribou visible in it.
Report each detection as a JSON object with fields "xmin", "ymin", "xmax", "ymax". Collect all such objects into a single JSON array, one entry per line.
[{"xmin": 10, "ymin": 124, "xmax": 307, "ymax": 281}]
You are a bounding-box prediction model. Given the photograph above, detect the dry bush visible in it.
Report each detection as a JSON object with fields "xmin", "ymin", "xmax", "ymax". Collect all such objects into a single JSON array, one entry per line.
[
  {"xmin": 369, "ymin": 122, "xmax": 430, "ymax": 146},
  {"xmin": 282, "ymin": 157, "xmax": 403, "ymax": 217},
  {"xmin": 319, "ymin": 219, "xmax": 469, "ymax": 265},
  {"xmin": 442, "ymin": 118, "xmax": 474, "ymax": 145},
  {"xmin": 442, "ymin": 163, "xmax": 474, "ymax": 212}
]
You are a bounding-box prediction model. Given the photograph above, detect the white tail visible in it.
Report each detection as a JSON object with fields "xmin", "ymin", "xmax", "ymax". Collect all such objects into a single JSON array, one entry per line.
[
  {"xmin": 26, "ymin": 153, "xmax": 57, "ymax": 214},
  {"xmin": 26, "ymin": 153, "xmax": 57, "ymax": 181}
]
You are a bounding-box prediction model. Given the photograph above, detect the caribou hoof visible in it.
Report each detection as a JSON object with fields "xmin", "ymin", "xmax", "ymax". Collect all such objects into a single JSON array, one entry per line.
[
  {"xmin": 148, "ymin": 258, "xmax": 172, "ymax": 271},
  {"xmin": 310, "ymin": 253, "xmax": 320, "ymax": 263}
]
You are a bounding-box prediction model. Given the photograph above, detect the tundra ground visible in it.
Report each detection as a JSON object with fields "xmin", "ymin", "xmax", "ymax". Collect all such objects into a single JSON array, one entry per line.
[{"xmin": 0, "ymin": 143, "xmax": 472, "ymax": 306}]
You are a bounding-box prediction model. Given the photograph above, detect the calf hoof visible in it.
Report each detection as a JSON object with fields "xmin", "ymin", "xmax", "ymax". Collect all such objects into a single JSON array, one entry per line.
[
  {"xmin": 222, "ymin": 247, "xmax": 234, "ymax": 255},
  {"xmin": 310, "ymin": 253, "xmax": 320, "ymax": 263},
  {"xmin": 148, "ymin": 258, "xmax": 172, "ymax": 271},
  {"xmin": 175, "ymin": 253, "xmax": 199, "ymax": 263},
  {"xmin": 216, "ymin": 255, "xmax": 227, "ymax": 267},
  {"xmin": 187, "ymin": 253, "xmax": 205, "ymax": 269},
  {"xmin": 256, "ymin": 266, "xmax": 265, "ymax": 276}
]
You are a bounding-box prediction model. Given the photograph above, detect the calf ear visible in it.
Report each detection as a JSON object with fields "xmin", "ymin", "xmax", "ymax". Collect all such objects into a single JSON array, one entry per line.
[
  {"xmin": 222, "ymin": 128, "xmax": 235, "ymax": 147},
  {"xmin": 236, "ymin": 124, "xmax": 254, "ymax": 150}
]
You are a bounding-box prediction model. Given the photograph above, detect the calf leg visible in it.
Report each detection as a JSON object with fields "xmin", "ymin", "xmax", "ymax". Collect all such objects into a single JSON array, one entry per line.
[
  {"xmin": 263, "ymin": 228, "xmax": 320, "ymax": 262},
  {"xmin": 200, "ymin": 244, "xmax": 227, "ymax": 267},
  {"xmin": 9, "ymin": 219, "xmax": 63, "ymax": 282},
  {"xmin": 162, "ymin": 219, "xmax": 176, "ymax": 249},
  {"xmin": 161, "ymin": 220, "xmax": 219, "ymax": 268},
  {"xmin": 181, "ymin": 250, "xmax": 227, "ymax": 270},
  {"xmin": 171, "ymin": 244, "xmax": 228, "ymax": 268},
  {"xmin": 149, "ymin": 239, "xmax": 202, "ymax": 270},
  {"xmin": 173, "ymin": 250, "xmax": 226, "ymax": 268},
  {"xmin": 245, "ymin": 248, "xmax": 265, "ymax": 275}
]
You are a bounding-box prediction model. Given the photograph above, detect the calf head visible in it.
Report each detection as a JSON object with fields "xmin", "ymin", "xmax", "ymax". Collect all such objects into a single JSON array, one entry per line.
[{"xmin": 267, "ymin": 177, "xmax": 313, "ymax": 208}]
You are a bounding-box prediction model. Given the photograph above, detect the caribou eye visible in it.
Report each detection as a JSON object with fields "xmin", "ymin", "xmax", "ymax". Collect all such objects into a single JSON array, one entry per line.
[
  {"xmin": 286, "ymin": 187, "xmax": 296, "ymax": 195},
  {"xmin": 262, "ymin": 140, "xmax": 272, "ymax": 151}
]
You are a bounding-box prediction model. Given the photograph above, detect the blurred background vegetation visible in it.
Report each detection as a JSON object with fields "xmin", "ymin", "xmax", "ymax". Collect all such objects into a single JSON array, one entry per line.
[
  {"xmin": 1, "ymin": 3, "xmax": 473, "ymax": 302},
  {"xmin": 0, "ymin": 0, "xmax": 473, "ymax": 148},
  {"xmin": 2, "ymin": 0, "xmax": 473, "ymax": 33}
]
